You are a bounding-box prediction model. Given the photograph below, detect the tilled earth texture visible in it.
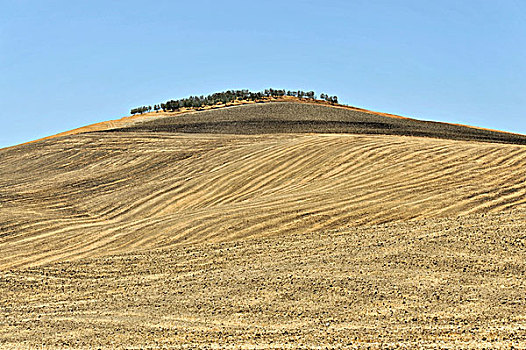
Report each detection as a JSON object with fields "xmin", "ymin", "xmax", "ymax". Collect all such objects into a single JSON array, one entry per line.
[{"xmin": 1, "ymin": 102, "xmax": 526, "ymax": 349}]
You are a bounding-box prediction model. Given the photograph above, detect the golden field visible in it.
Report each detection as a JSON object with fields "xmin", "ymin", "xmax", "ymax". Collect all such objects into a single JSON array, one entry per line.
[{"xmin": 1, "ymin": 101, "xmax": 525, "ymax": 348}]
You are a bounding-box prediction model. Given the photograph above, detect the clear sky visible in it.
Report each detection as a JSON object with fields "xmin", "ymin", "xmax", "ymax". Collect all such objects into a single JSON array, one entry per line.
[{"xmin": 1, "ymin": 1, "xmax": 525, "ymax": 148}]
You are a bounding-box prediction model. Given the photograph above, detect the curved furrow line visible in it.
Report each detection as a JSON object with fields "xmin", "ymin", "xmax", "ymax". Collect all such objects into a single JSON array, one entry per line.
[
  {"xmin": 186, "ymin": 206, "xmax": 329, "ymax": 245},
  {"xmin": 339, "ymin": 167, "xmax": 526, "ymax": 217},
  {"xmin": 481, "ymin": 147, "xmax": 526, "ymax": 167},
  {"xmin": 207, "ymin": 138, "xmax": 374, "ymax": 201},
  {"xmin": 145, "ymin": 141, "xmax": 303, "ymax": 211},
  {"xmin": 197, "ymin": 136, "xmax": 336, "ymax": 191},
  {"xmin": 1, "ymin": 211, "xmax": 184, "ymax": 269},
  {"xmin": 256, "ymin": 165, "xmax": 526, "ymax": 229},
  {"xmin": 208, "ymin": 144, "xmax": 338, "ymax": 207},
  {"xmin": 194, "ymin": 196, "xmax": 397, "ymax": 244},
  {"xmin": 313, "ymin": 141, "xmax": 460, "ymax": 185},
  {"xmin": 462, "ymin": 186, "xmax": 526, "ymax": 215},
  {"xmin": 325, "ymin": 145, "xmax": 522, "ymax": 196},
  {"xmin": 165, "ymin": 143, "xmax": 320, "ymax": 209},
  {"xmin": 1, "ymin": 178, "xmax": 184, "ymax": 244},
  {"xmin": 258, "ymin": 141, "xmax": 433, "ymax": 197}
]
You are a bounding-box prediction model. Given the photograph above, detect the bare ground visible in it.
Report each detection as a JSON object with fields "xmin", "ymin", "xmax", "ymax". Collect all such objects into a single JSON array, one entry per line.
[
  {"xmin": 114, "ymin": 102, "xmax": 526, "ymax": 145},
  {"xmin": 1, "ymin": 209, "xmax": 526, "ymax": 349},
  {"xmin": 2, "ymin": 130, "xmax": 526, "ymax": 270},
  {"xmin": 1, "ymin": 102, "xmax": 526, "ymax": 348}
]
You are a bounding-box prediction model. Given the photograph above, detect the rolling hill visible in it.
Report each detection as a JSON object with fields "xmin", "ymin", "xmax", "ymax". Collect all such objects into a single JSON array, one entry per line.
[{"xmin": 1, "ymin": 100, "xmax": 526, "ymax": 348}]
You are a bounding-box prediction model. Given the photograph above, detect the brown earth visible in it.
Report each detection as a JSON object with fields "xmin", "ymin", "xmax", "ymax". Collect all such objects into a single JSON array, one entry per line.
[
  {"xmin": 114, "ymin": 102, "xmax": 526, "ymax": 144},
  {"xmin": 12, "ymin": 97, "xmax": 525, "ymax": 148},
  {"xmin": 1, "ymin": 102, "xmax": 526, "ymax": 348}
]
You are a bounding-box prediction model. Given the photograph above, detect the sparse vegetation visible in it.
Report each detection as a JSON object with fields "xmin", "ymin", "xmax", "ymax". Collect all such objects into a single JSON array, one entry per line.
[{"xmin": 130, "ymin": 88, "xmax": 339, "ymax": 115}]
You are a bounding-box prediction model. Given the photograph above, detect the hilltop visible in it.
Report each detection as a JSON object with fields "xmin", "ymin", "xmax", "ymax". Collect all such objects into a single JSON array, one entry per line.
[
  {"xmin": 117, "ymin": 101, "xmax": 526, "ymax": 144},
  {"xmin": 13, "ymin": 94, "xmax": 526, "ymax": 148}
]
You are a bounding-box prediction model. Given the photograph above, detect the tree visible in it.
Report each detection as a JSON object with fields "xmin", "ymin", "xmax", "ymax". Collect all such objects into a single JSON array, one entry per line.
[{"xmin": 131, "ymin": 88, "xmax": 341, "ymax": 116}]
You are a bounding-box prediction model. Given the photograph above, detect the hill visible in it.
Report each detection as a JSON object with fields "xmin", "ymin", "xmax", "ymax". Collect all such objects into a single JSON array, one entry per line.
[{"xmin": 1, "ymin": 100, "xmax": 526, "ymax": 348}]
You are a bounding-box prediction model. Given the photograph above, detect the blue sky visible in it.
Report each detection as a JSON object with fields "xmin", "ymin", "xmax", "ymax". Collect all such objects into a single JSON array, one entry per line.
[{"xmin": 1, "ymin": 0, "xmax": 525, "ymax": 148}]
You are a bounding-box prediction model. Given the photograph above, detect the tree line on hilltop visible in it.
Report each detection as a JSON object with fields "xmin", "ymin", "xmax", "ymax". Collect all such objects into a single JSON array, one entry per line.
[{"xmin": 130, "ymin": 89, "xmax": 339, "ymax": 115}]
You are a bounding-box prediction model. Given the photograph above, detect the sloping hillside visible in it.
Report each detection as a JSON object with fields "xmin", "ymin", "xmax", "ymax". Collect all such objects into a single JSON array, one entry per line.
[
  {"xmin": 1, "ymin": 103, "xmax": 525, "ymax": 270},
  {"xmin": 2, "ymin": 101, "xmax": 526, "ymax": 348}
]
